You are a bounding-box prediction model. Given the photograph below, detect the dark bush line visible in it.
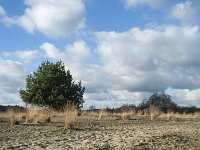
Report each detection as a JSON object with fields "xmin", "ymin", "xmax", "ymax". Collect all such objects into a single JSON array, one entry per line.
[
  {"xmin": 174, "ymin": 106, "xmax": 200, "ymax": 114},
  {"xmin": 1, "ymin": 104, "xmax": 199, "ymax": 114},
  {"xmin": 0, "ymin": 105, "xmax": 26, "ymax": 112},
  {"xmin": 111, "ymin": 105, "xmax": 200, "ymax": 114}
]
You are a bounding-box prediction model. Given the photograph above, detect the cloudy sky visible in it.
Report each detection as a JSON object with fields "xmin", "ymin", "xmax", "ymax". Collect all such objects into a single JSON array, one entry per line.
[{"xmin": 0, "ymin": 0, "xmax": 200, "ymax": 108}]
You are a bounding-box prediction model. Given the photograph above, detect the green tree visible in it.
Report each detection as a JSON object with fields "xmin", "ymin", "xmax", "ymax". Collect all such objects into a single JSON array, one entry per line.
[{"xmin": 19, "ymin": 60, "xmax": 85, "ymax": 110}]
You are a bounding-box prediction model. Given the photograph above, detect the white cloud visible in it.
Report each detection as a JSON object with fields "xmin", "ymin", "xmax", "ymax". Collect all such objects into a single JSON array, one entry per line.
[
  {"xmin": 95, "ymin": 25, "xmax": 200, "ymax": 93},
  {"xmin": 123, "ymin": 0, "xmax": 169, "ymax": 9},
  {"xmin": 171, "ymin": 1, "xmax": 197, "ymax": 23},
  {"xmin": 1, "ymin": 50, "xmax": 39, "ymax": 64},
  {"xmin": 40, "ymin": 42, "xmax": 61, "ymax": 59},
  {"xmin": 15, "ymin": 50, "xmax": 39, "ymax": 63},
  {"xmin": 65, "ymin": 41, "xmax": 91, "ymax": 62},
  {"xmin": 40, "ymin": 41, "xmax": 91, "ymax": 62},
  {"xmin": 0, "ymin": 5, "xmax": 6, "ymax": 16},
  {"xmin": 3, "ymin": 0, "xmax": 85, "ymax": 38},
  {"xmin": 0, "ymin": 60, "xmax": 25, "ymax": 105},
  {"xmin": 169, "ymin": 88, "xmax": 200, "ymax": 106},
  {"xmin": 84, "ymin": 90, "xmax": 151, "ymax": 108}
]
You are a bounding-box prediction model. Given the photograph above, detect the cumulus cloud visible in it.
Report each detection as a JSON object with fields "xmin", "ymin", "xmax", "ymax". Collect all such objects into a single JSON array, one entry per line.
[
  {"xmin": 3, "ymin": 0, "xmax": 85, "ymax": 38},
  {"xmin": 0, "ymin": 60, "xmax": 25, "ymax": 105},
  {"xmin": 0, "ymin": 5, "xmax": 6, "ymax": 16},
  {"xmin": 169, "ymin": 88, "xmax": 200, "ymax": 106},
  {"xmin": 95, "ymin": 25, "xmax": 200, "ymax": 93},
  {"xmin": 84, "ymin": 90, "xmax": 151, "ymax": 108},
  {"xmin": 40, "ymin": 42, "xmax": 61, "ymax": 59},
  {"xmin": 123, "ymin": 0, "xmax": 170, "ymax": 9},
  {"xmin": 170, "ymin": 1, "xmax": 198, "ymax": 24},
  {"xmin": 15, "ymin": 50, "xmax": 39, "ymax": 63},
  {"xmin": 40, "ymin": 41, "xmax": 91, "ymax": 63},
  {"xmin": 1, "ymin": 50, "xmax": 39, "ymax": 64}
]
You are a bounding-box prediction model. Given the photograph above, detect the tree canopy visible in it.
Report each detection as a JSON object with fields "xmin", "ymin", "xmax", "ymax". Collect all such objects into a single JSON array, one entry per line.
[
  {"xmin": 19, "ymin": 60, "xmax": 85, "ymax": 110},
  {"xmin": 139, "ymin": 91, "xmax": 177, "ymax": 112}
]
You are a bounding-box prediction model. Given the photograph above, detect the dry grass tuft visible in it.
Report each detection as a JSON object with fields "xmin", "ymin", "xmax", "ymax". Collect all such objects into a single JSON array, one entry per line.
[
  {"xmin": 165, "ymin": 110, "xmax": 175, "ymax": 121},
  {"xmin": 6, "ymin": 109, "xmax": 20, "ymax": 126},
  {"xmin": 42, "ymin": 107, "xmax": 56, "ymax": 123},
  {"xmin": 25, "ymin": 107, "xmax": 56, "ymax": 123},
  {"xmin": 64, "ymin": 105, "xmax": 78, "ymax": 129},
  {"xmin": 149, "ymin": 106, "xmax": 160, "ymax": 121},
  {"xmin": 119, "ymin": 109, "xmax": 136, "ymax": 120},
  {"xmin": 98, "ymin": 109, "xmax": 107, "ymax": 119},
  {"xmin": 193, "ymin": 112, "xmax": 200, "ymax": 118},
  {"xmin": 25, "ymin": 109, "xmax": 39, "ymax": 123}
]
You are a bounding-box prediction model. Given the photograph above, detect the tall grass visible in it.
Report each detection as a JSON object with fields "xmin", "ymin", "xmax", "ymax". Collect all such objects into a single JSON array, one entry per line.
[
  {"xmin": 64, "ymin": 105, "xmax": 78, "ymax": 129},
  {"xmin": 6, "ymin": 109, "xmax": 20, "ymax": 126},
  {"xmin": 25, "ymin": 109, "xmax": 39, "ymax": 123},
  {"xmin": 119, "ymin": 109, "xmax": 136, "ymax": 120},
  {"xmin": 149, "ymin": 106, "xmax": 160, "ymax": 121},
  {"xmin": 165, "ymin": 110, "xmax": 175, "ymax": 121},
  {"xmin": 98, "ymin": 108, "xmax": 107, "ymax": 119}
]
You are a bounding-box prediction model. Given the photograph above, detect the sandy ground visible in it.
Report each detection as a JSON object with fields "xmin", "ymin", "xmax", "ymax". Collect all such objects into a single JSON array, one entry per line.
[{"xmin": 0, "ymin": 116, "xmax": 200, "ymax": 150}]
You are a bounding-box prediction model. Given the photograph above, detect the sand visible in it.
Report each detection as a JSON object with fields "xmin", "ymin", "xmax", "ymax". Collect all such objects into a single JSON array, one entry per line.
[{"xmin": 0, "ymin": 117, "xmax": 199, "ymax": 149}]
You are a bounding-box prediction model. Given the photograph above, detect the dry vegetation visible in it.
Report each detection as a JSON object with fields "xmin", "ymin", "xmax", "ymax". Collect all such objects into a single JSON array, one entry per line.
[
  {"xmin": 6, "ymin": 109, "xmax": 20, "ymax": 126},
  {"xmin": 1, "ymin": 107, "xmax": 200, "ymax": 149},
  {"xmin": 64, "ymin": 105, "xmax": 77, "ymax": 129},
  {"xmin": 149, "ymin": 106, "xmax": 161, "ymax": 121}
]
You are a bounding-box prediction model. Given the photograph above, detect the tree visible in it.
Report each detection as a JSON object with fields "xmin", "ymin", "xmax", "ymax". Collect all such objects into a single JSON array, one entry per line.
[
  {"xmin": 89, "ymin": 106, "xmax": 96, "ymax": 111},
  {"xmin": 19, "ymin": 60, "xmax": 85, "ymax": 111},
  {"xmin": 138, "ymin": 91, "xmax": 177, "ymax": 112}
]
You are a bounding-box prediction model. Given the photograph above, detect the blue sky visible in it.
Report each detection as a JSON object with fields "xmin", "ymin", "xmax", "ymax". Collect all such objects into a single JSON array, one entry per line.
[{"xmin": 0, "ymin": 0, "xmax": 200, "ymax": 108}]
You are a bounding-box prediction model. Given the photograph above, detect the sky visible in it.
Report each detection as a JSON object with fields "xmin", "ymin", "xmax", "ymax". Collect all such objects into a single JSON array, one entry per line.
[{"xmin": 0, "ymin": 0, "xmax": 200, "ymax": 108}]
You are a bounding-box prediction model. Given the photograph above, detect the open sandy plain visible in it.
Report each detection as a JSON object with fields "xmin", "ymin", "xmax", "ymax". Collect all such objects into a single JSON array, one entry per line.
[{"xmin": 0, "ymin": 116, "xmax": 200, "ymax": 150}]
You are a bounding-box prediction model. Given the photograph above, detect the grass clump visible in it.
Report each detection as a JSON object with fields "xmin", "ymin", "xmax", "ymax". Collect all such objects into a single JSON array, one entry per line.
[
  {"xmin": 165, "ymin": 110, "xmax": 175, "ymax": 121},
  {"xmin": 64, "ymin": 105, "xmax": 78, "ymax": 129},
  {"xmin": 6, "ymin": 109, "xmax": 20, "ymax": 126},
  {"xmin": 149, "ymin": 106, "xmax": 160, "ymax": 121},
  {"xmin": 25, "ymin": 109, "xmax": 40, "ymax": 123},
  {"xmin": 119, "ymin": 109, "xmax": 136, "ymax": 120},
  {"xmin": 98, "ymin": 108, "xmax": 107, "ymax": 120}
]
